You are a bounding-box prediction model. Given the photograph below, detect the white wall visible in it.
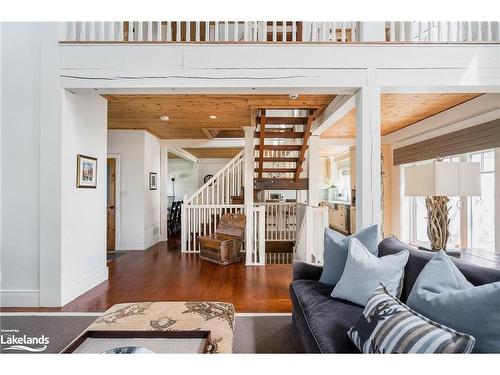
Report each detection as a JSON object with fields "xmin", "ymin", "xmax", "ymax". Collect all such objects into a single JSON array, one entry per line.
[
  {"xmin": 168, "ymin": 158, "xmax": 196, "ymax": 200},
  {"xmin": 108, "ymin": 130, "xmax": 145, "ymax": 249},
  {"xmin": 143, "ymin": 131, "xmax": 161, "ymax": 249},
  {"xmin": 1, "ymin": 23, "xmax": 109, "ymax": 307},
  {"xmin": 197, "ymin": 158, "xmax": 231, "ymax": 188},
  {"xmin": 1, "ymin": 23, "xmax": 42, "ymax": 306},
  {"xmin": 60, "ymin": 93, "xmax": 108, "ymax": 305},
  {"xmin": 108, "ymin": 129, "xmax": 161, "ymax": 250}
]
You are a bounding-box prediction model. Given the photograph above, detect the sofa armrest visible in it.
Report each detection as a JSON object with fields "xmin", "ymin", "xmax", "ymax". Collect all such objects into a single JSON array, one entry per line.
[{"xmin": 292, "ymin": 261, "xmax": 323, "ymax": 281}]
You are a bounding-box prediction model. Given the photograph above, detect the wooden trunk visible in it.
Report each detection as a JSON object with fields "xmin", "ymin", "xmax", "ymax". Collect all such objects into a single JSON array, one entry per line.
[{"xmin": 198, "ymin": 213, "xmax": 246, "ymax": 266}]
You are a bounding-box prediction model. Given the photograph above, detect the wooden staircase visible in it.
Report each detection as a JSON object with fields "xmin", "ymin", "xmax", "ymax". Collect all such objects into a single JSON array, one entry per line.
[{"xmin": 253, "ymin": 109, "xmax": 315, "ymax": 191}]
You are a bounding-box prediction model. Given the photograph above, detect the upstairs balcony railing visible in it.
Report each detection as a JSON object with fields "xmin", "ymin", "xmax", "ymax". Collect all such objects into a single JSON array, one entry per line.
[{"xmin": 60, "ymin": 21, "xmax": 500, "ymax": 44}]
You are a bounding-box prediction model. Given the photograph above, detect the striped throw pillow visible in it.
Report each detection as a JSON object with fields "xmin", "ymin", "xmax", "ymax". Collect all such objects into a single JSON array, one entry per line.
[{"xmin": 347, "ymin": 285, "xmax": 475, "ymax": 353}]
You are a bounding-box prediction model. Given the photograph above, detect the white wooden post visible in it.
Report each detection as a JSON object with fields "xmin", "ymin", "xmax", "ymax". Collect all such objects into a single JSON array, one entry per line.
[
  {"xmin": 355, "ymin": 68, "xmax": 381, "ymax": 235},
  {"xmin": 495, "ymin": 148, "xmax": 500, "ymax": 253},
  {"xmin": 243, "ymin": 126, "xmax": 255, "ymax": 264},
  {"xmin": 305, "ymin": 206, "xmax": 313, "ymax": 262},
  {"xmin": 160, "ymin": 145, "xmax": 168, "ymax": 241},
  {"xmin": 181, "ymin": 194, "xmax": 188, "ymax": 252},
  {"xmin": 307, "ymin": 135, "xmax": 320, "ymax": 207},
  {"xmin": 258, "ymin": 205, "xmax": 266, "ymax": 264},
  {"xmin": 358, "ymin": 22, "xmax": 386, "ymax": 41}
]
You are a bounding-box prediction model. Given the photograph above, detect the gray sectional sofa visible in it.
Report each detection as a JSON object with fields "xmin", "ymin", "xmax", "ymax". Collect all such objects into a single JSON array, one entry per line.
[{"xmin": 290, "ymin": 237, "xmax": 500, "ymax": 353}]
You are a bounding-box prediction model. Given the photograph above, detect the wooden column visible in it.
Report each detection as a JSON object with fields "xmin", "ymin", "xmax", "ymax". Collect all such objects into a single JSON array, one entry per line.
[
  {"xmin": 307, "ymin": 135, "xmax": 320, "ymax": 207},
  {"xmin": 243, "ymin": 126, "xmax": 255, "ymax": 264},
  {"xmin": 355, "ymin": 69, "xmax": 381, "ymax": 234}
]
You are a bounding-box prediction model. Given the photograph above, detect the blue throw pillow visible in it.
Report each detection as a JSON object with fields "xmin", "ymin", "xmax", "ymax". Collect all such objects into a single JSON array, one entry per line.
[
  {"xmin": 332, "ymin": 238, "xmax": 409, "ymax": 306},
  {"xmin": 319, "ymin": 225, "xmax": 378, "ymax": 286},
  {"xmin": 407, "ymin": 251, "xmax": 500, "ymax": 353}
]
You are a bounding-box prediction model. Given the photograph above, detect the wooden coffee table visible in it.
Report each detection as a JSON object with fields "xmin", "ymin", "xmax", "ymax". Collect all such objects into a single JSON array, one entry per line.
[{"xmin": 65, "ymin": 301, "xmax": 235, "ymax": 354}]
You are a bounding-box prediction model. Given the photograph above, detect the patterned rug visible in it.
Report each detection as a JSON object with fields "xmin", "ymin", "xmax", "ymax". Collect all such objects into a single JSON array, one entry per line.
[{"xmin": 0, "ymin": 313, "xmax": 304, "ymax": 354}]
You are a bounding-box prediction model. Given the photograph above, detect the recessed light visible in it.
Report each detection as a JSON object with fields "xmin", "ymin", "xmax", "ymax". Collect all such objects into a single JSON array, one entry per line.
[
  {"xmin": 209, "ymin": 115, "xmax": 217, "ymax": 119},
  {"xmin": 160, "ymin": 115, "xmax": 170, "ymax": 121}
]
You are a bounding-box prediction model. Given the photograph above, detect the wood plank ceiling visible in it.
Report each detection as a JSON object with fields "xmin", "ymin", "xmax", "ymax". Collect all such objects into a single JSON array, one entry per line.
[
  {"xmin": 320, "ymin": 93, "xmax": 482, "ymax": 138},
  {"xmin": 105, "ymin": 94, "xmax": 335, "ymax": 139}
]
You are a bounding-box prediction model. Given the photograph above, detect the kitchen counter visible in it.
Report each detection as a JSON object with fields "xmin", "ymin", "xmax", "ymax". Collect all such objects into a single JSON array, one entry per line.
[{"xmin": 322, "ymin": 200, "xmax": 351, "ymax": 206}]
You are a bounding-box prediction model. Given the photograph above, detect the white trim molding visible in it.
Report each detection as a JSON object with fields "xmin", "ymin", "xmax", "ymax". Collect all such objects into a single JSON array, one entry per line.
[
  {"xmin": 0, "ymin": 290, "xmax": 40, "ymax": 307},
  {"xmin": 107, "ymin": 154, "xmax": 121, "ymax": 250},
  {"xmin": 61, "ymin": 267, "xmax": 108, "ymax": 306}
]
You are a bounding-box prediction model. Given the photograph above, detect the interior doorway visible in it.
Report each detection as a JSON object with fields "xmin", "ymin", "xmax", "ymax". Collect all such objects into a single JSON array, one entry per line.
[{"xmin": 107, "ymin": 155, "xmax": 121, "ymax": 251}]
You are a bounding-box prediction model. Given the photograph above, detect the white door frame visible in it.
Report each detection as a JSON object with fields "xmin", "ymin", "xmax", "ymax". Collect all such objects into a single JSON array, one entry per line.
[{"xmin": 107, "ymin": 154, "xmax": 121, "ymax": 250}]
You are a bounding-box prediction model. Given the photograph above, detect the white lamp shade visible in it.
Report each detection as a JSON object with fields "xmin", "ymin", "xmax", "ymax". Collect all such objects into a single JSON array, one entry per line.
[{"xmin": 405, "ymin": 162, "xmax": 481, "ymax": 197}]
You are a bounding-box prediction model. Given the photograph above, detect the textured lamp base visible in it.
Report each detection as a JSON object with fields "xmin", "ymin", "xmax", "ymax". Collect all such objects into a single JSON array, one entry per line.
[{"xmin": 426, "ymin": 196, "xmax": 450, "ymax": 251}]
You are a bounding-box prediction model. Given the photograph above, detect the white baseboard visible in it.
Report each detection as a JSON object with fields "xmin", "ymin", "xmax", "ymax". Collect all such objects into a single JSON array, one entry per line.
[
  {"xmin": 118, "ymin": 241, "xmax": 147, "ymax": 250},
  {"xmin": 0, "ymin": 290, "xmax": 40, "ymax": 307},
  {"xmin": 119, "ymin": 235, "xmax": 159, "ymax": 251},
  {"xmin": 143, "ymin": 234, "xmax": 159, "ymax": 250},
  {"xmin": 61, "ymin": 266, "xmax": 109, "ymax": 306}
]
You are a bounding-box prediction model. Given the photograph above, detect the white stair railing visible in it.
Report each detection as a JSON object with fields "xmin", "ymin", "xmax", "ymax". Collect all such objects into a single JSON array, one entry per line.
[
  {"xmin": 179, "ymin": 149, "xmax": 265, "ymax": 265},
  {"xmin": 293, "ymin": 205, "xmax": 328, "ymax": 264},
  {"xmin": 385, "ymin": 21, "xmax": 500, "ymax": 42},
  {"xmin": 186, "ymin": 150, "xmax": 244, "ymax": 206},
  {"xmin": 181, "ymin": 203, "xmax": 265, "ymax": 265},
  {"xmin": 258, "ymin": 202, "xmax": 298, "ymax": 241}
]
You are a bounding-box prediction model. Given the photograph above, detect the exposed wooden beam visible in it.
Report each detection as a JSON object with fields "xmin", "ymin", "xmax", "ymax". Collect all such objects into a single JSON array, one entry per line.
[
  {"xmin": 202, "ymin": 128, "xmax": 214, "ymax": 139},
  {"xmin": 254, "ymin": 178, "xmax": 309, "ymax": 190},
  {"xmin": 256, "ymin": 117, "xmax": 308, "ymax": 125},
  {"xmin": 254, "ymin": 131, "xmax": 304, "ymax": 139},
  {"xmin": 258, "ymin": 111, "xmax": 266, "ymax": 179},
  {"xmin": 295, "ymin": 112, "xmax": 314, "ymax": 181},
  {"xmin": 311, "ymin": 95, "xmax": 356, "ymax": 136},
  {"xmin": 168, "ymin": 147, "xmax": 199, "ymax": 163}
]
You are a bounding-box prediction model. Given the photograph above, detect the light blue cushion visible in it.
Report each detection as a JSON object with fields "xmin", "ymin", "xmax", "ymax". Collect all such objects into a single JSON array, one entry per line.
[
  {"xmin": 319, "ymin": 225, "xmax": 378, "ymax": 286},
  {"xmin": 331, "ymin": 238, "xmax": 409, "ymax": 306},
  {"xmin": 407, "ymin": 251, "xmax": 500, "ymax": 353}
]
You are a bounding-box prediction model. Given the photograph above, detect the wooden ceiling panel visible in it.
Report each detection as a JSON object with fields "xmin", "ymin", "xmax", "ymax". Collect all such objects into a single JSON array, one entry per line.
[
  {"xmin": 321, "ymin": 93, "xmax": 482, "ymax": 139},
  {"xmin": 106, "ymin": 94, "xmax": 335, "ymax": 139}
]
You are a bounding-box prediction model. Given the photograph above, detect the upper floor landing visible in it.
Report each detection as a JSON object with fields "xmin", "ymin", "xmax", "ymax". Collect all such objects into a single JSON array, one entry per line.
[
  {"xmin": 61, "ymin": 21, "xmax": 500, "ymax": 44},
  {"xmin": 55, "ymin": 21, "xmax": 500, "ymax": 93}
]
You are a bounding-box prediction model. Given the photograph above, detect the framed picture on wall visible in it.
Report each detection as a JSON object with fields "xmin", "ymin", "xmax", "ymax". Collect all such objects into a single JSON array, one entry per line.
[
  {"xmin": 149, "ymin": 172, "xmax": 158, "ymax": 190},
  {"xmin": 76, "ymin": 154, "xmax": 98, "ymax": 188}
]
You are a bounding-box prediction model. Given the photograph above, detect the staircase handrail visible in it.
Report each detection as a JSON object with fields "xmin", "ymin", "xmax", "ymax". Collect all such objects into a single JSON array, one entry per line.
[{"xmin": 185, "ymin": 149, "xmax": 244, "ymax": 205}]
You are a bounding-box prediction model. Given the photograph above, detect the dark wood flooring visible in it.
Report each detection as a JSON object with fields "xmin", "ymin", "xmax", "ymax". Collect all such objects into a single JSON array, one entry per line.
[{"xmin": 2, "ymin": 236, "xmax": 293, "ymax": 313}]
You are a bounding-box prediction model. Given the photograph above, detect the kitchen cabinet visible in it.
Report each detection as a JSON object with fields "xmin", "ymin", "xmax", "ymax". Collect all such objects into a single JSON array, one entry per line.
[{"xmin": 325, "ymin": 201, "xmax": 351, "ymax": 234}]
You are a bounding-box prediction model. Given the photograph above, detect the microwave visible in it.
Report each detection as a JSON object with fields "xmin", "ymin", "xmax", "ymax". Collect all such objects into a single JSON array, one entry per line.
[{"xmin": 270, "ymin": 193, "xmax": 283, "ymax": 200}]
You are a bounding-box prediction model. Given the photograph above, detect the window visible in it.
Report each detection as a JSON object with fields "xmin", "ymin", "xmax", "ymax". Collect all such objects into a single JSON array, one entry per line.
[
  {"xmin": 408, "ymin": 152, "xmax": 494, "ymax": 251},
  {"xmin": 468, "ymin": 150, "xmax": 495, "ymax": 251}
]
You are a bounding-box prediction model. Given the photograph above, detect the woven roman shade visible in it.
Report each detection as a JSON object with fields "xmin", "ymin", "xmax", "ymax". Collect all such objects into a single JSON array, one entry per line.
[{"xmin": 393, "ymin": 119, "xmax": 500, "ymax": 165}]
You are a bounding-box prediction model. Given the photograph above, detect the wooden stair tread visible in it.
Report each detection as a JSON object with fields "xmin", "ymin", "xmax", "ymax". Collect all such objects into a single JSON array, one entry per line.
[
  {"xmin": 254, "ymin": 168, "xmax": 299, "ymax": 173},
  {"xmin": 254, "ymin": 132, "xmax": 305, "ymax": 139},
  {"xmin": 255, "ymin": 116, "xmax": 307, "ymax": 125},
  {"xmin": 254, "ymin": 178, "xmax": 309, "ymax": 190},
  {"xmin": 254, "ymin": 157, "xmax": 299, "ymax": 162},
  {"xmin": 254, "ymin": 144, "xmax": 304, "ymax": 151}
]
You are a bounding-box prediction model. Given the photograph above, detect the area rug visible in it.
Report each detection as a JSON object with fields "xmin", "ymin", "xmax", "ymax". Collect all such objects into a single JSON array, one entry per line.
[{"xmin": 0, "ymin": 313, "xmax": 304, "ymax": 354}]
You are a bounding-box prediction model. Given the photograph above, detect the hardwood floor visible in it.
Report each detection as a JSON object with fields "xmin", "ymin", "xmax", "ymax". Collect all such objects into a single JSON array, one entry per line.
[{"xmin": 2, "ymin": 237, "xmax": 293, "ymax": 313}]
